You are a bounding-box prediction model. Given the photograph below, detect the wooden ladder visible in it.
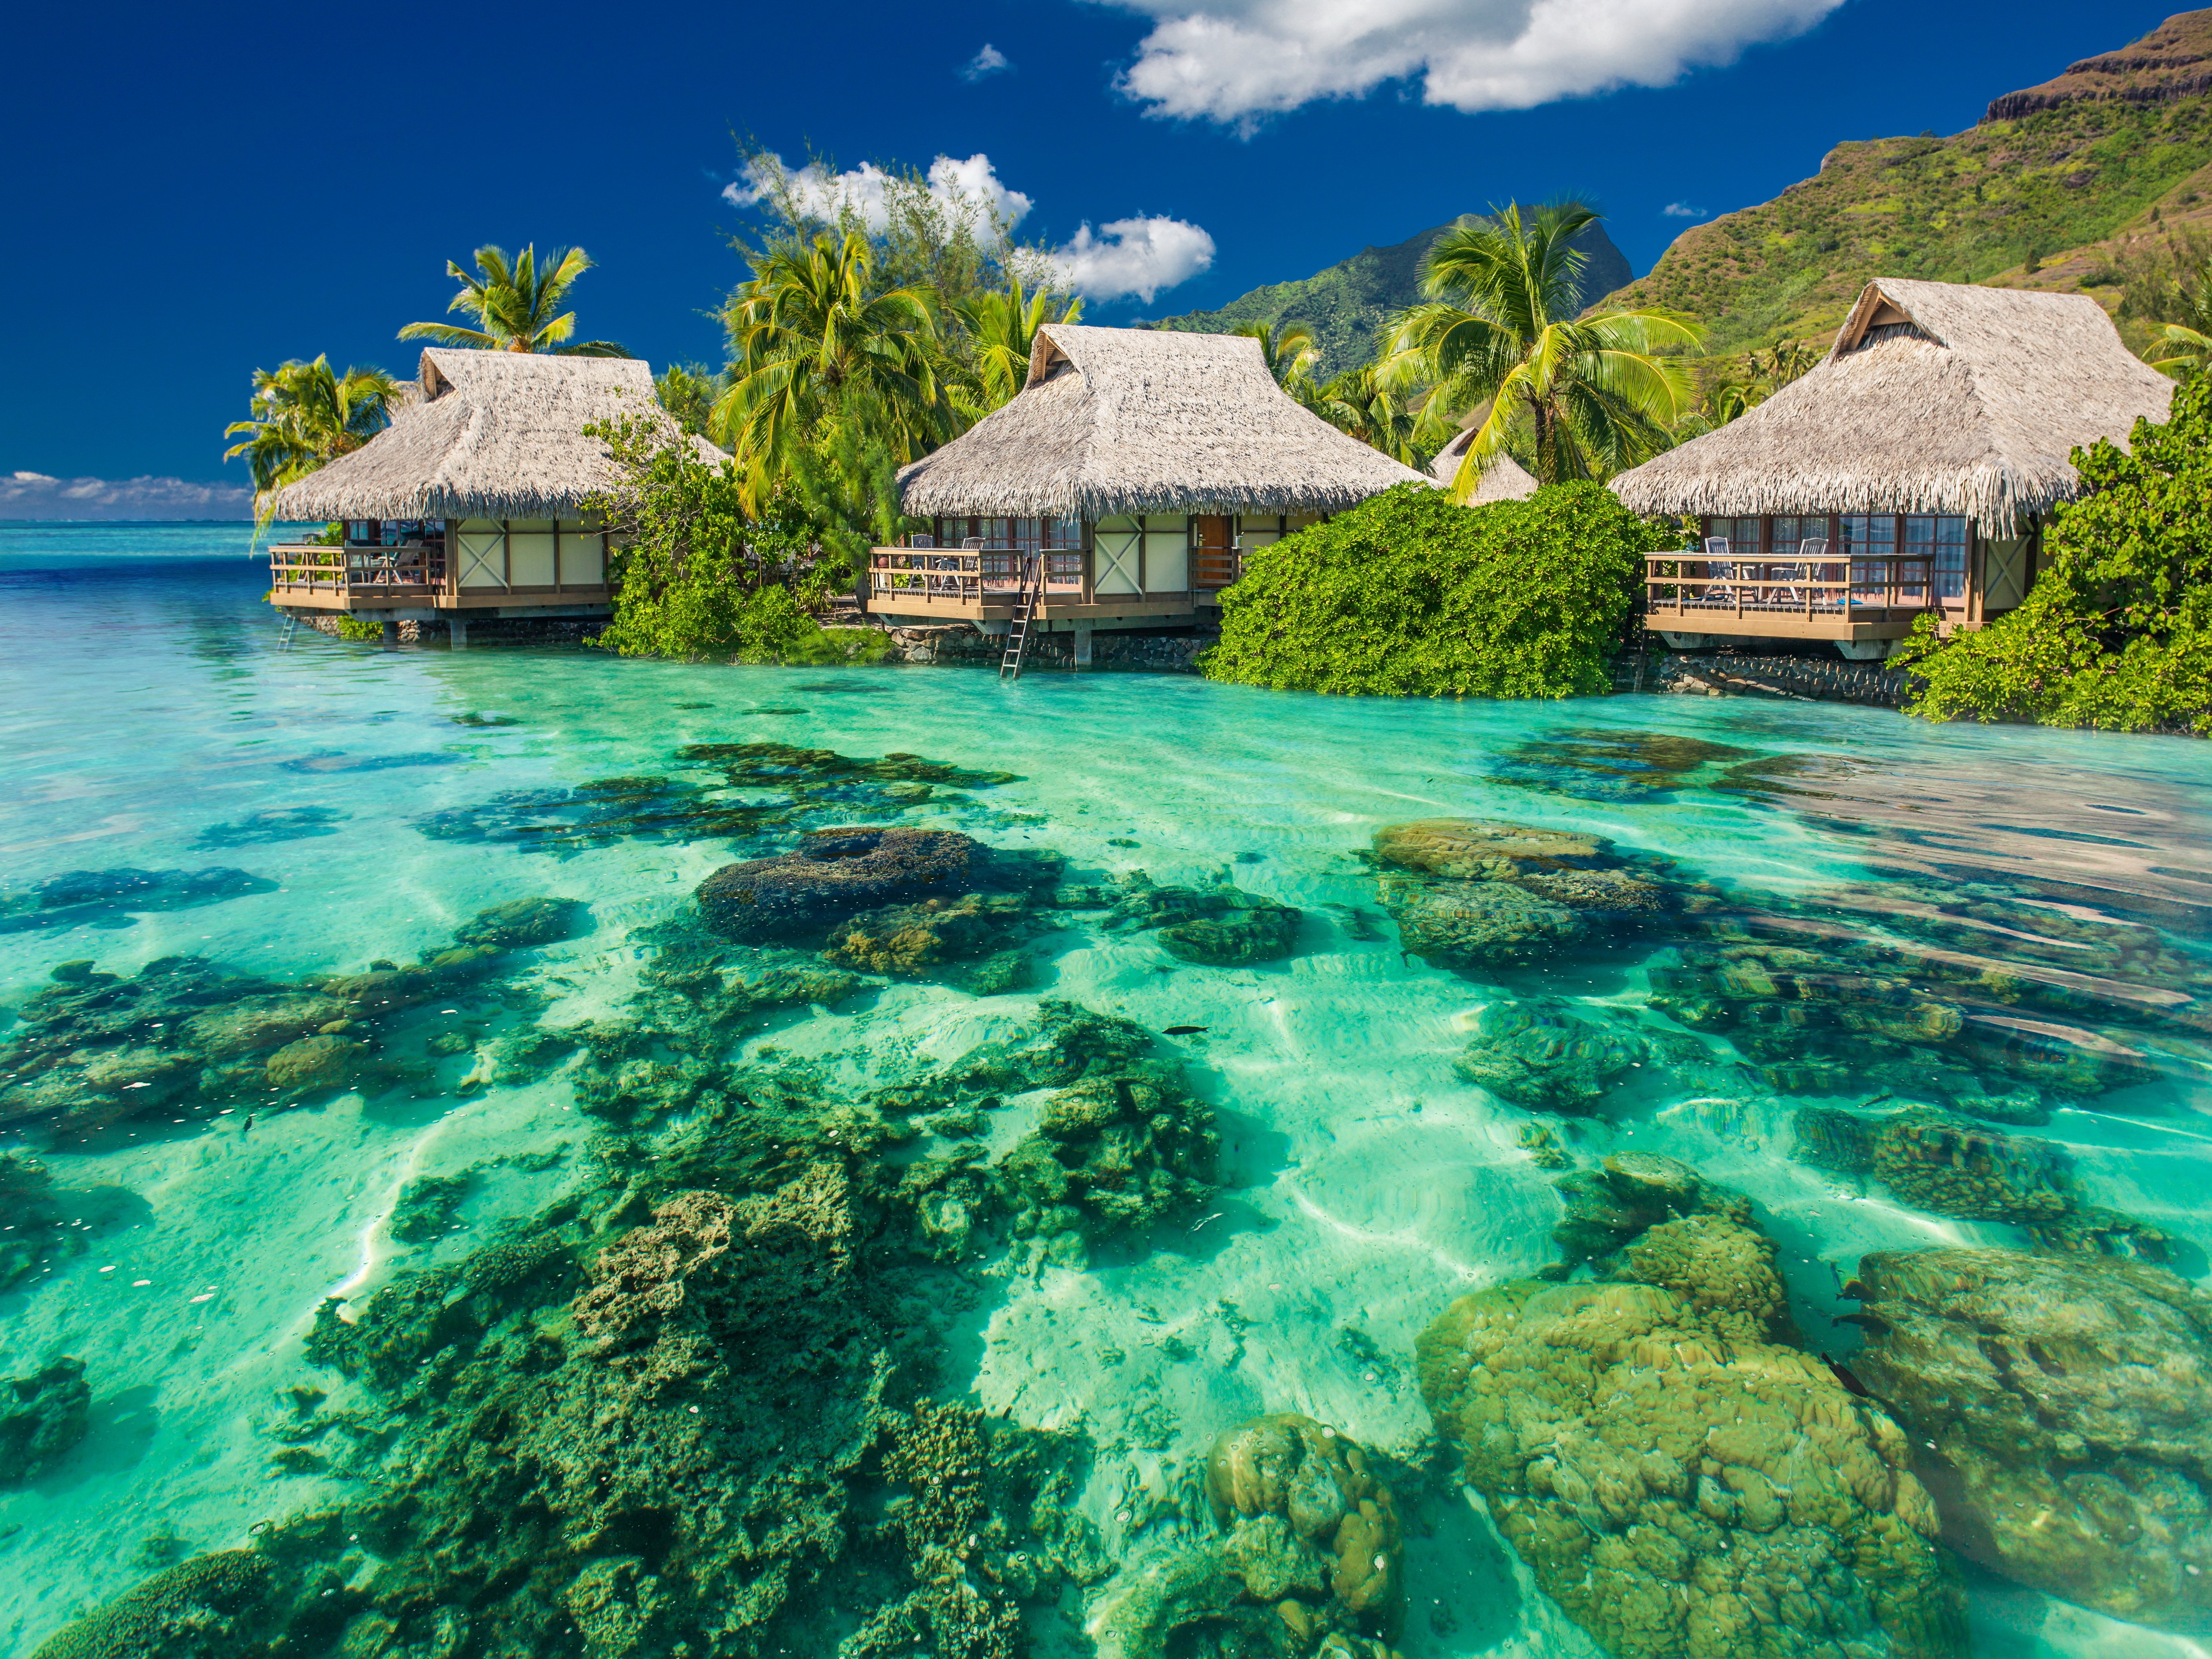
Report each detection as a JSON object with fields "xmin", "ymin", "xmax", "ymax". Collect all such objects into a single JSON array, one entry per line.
[{"xmin": 999, "ymin": 556, "xmax": 1045, "ymax": 681}]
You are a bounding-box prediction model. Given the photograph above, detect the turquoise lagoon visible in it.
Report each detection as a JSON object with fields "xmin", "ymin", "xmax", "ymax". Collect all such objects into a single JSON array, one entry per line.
[{"xmin": 2, "ymin": 535, "xmax": 2210, "ymax": 1659}]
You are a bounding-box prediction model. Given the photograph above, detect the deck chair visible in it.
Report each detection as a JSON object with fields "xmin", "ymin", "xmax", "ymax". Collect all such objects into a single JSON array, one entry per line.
[{"xmin": 1699, "ymin": 536, "xmax": 1735, "ymax": 609}]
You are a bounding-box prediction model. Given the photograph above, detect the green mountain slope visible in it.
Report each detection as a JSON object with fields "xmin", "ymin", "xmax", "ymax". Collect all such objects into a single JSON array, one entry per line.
[
  {"xmin": 1609, "ymin": 9, "xmax": 2212, "ymax": 354},
  {"xmin": 1148, "ymin": 217, "xmax": 1632, "ymax": 375}
]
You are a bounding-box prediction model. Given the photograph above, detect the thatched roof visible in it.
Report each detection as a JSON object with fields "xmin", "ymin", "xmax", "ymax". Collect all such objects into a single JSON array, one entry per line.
[
  {"xmin": 1427, "ymin": 427, "xmax": 1541, "ymax": 503},
  {"xmin": 267, "ymin": 349, "xmax": 722, "ymax": 522},
  {"xmin": 1610, "ymin": 278, "xmax": 2174, "ymax": 535},
  {"xmin": 897, "ymin": 324, "xmax": 1430, "ymax": 519}
]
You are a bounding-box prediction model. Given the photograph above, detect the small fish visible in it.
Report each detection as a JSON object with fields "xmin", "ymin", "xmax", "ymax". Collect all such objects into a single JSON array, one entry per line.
[
  {"xmin": 240, "ymin": 1113, "xmax": 255, "ymax": 1136},
  {"xmin": 1163, "ymin": 1025, "xmax": 1208, "ymax": 1036}
]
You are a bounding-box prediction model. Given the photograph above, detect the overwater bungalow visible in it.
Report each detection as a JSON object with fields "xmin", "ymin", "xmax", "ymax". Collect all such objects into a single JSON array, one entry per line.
[
  {"xmin": 875, "ymin": 323, "xmax": 1430, "ymax": 659},
  {"xmin": 1611, "ymin": 278, "xmax": 2174, "ymax": 659},
  {"xmin": 263, "ymin": 349, "xmax": 713, "ymax": 643},
  {"xmin": 1426, "ymin": 429, "xmax": 1541, "ymax": 502}
]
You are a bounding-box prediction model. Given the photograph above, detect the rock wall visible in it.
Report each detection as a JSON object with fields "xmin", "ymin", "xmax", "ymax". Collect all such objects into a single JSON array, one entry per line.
[
  {"xmin": 1649, "ymin": 651, "xmax": 1921, "ymax": 708},
  {"xmin": 878, "ymin": 624, "xmax": 1214, "ymax": 673},
  {"xmin": 284, "ymin": 612, "xmax": 609, "ymax": 647}
]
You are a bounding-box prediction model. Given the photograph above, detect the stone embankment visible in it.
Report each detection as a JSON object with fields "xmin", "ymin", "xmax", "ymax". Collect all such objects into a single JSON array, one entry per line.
[
  {"xmin": 869, "ymin": 624, "xmax": 1213, "ymax": 673},
  {"xmin": 1647, "ymin": 651, "xmax": 1921, "ymax": 708},
  {"xmin": 287, "ymin": 613, "xmax": 606, "ymax": 646}
]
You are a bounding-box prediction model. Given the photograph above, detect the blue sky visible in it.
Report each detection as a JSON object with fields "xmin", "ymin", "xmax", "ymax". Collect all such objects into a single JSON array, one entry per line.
[{"xmin": 0, "ymin": 0, "xmax": 2172, "ymax": 505}]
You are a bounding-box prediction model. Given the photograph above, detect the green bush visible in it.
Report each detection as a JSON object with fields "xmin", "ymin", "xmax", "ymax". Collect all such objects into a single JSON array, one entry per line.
[
  {"xmin": 1201, "ymin": 482, "xmax": 1675, "ymax": 698},
  {"xmin": 334, "ymin": 614, "xmax": 384, "ymax": 641},
  {"xmin": 1900, "ymin": 375, "xmax": 2212, "ymax": 735}
]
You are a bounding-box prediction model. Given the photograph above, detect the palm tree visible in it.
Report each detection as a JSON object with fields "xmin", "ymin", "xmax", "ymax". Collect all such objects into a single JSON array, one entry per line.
[
  {"xmin": 2149, "ymin": 273, "xmax": 2212, "ymax": 375},
  {"xmin": 952, "ymin": 274, "xmax": 1083, "ymax": 412},
  {"xmin": 400, "ymin": 244, "xmax": 629, "ymax": 356},
  {"xmin": 1308, "ymin": 364, "xmax": 1420, "ymax": 465},
  {"xmin": 222, "ymin": 355, "xmax": 399, "ymax": 536},
  {"xmin": 1230, "ymin": 319, "xmax": 1321, "ymax": 391},
  {"xmin": 1383, "ymin": 203, "xmax": 1700, "ymax": 494},
  {"xmin": 713, "ymin": 231, "xmax": 944, "ymax": 507}
]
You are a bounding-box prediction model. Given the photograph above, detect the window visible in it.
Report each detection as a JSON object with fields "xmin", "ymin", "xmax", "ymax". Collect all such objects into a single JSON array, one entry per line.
[{"xmin": 1838, "ymin": 514, "xmax": 1895, "ymax": 605}]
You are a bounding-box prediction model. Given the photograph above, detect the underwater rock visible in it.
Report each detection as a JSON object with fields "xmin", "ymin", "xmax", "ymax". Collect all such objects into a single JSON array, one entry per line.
[
  {"xmin": 0, "ymin": 1355, "xmax": 91, "ymax": 1482},
  {"xmin": 679, "ymin": 740, "xmax": 1019, "ymax": 791},
  {"xmin": 0, "ymin": 865, "xmax": 278, "ymax": 933},
  {"xmin": 1452, "ymin": 1001, "xmax": 1646, "ymax": 1113},
  {"xmin": 1385, "ymin": 879, "xmax": 1586, "ymax": 968},
  {"xmin": 192, "ymin": 805, "xmax": 346, "ymax": 848},
  {"xmin": 179, "ymin": 992, "xmax": 351, "ymax": 1060},
  {"xmin": 1793, "ymin": 1106, "xmax": 2172, "ymax": 1258},
  {"xmin": 824, "ymin": 892, "xmax": 1032, "ymax": 977},
  {"xmin": 1104, "ymin": 875, "xmax": 1303, "ymax": 966},
  {"xmin": 0, "ymin": 1153, "xmax": 70, "ymax": 1290},
  {"xmin": 1373, "ymin": 820, "xmax": 1613, "ymax": 880},
  {"xmin": 1849, "ymin": 1248, "xmax": 2212, "ymax": 1630},
  {"xmin": 1207, "ymin": 1413, "xmax": 1404, "ymax": 1630},
  {"xmin": 998, "ymin": 1059, "xmax": 1221, "ymax": 1269},
  {"xmin": 27, "ymin": 1549, "xmax": 289, "ymax": 1659},
  {"xmin": 1548, "ymin": 1152, "xmax": 1754, "ymax": 1280},
  {"xmin": 262, "ymin": 1034, "xmax": 368, "ymax": 1096},
  {"xmin": 389, "ymin": 1171, "xmax": 475, "ymax": 1244},
  {"xmin": 697, "ymin": 825, "xmax": 979, "ymax": 943},
  {"xmin": 1417, "ymin": 1224, "xmax": 1963, "ymax": 1659},
  {"xmin": 413, "ymin": 773, "xmax": 781, "ymax": 854},
  {"xmin": 1491, "ymin": 730, "xmax": 1759, "ymax": 802},
  {"xmin": 451, "ymin": 895, "xmax": 590, "ymax": 950}
]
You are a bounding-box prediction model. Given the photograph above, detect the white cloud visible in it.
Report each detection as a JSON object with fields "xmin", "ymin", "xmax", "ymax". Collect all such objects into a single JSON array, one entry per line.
[
  {"xmin": 1097, "ymin": 0, "xmax": 1843, "ymax": 124},
  {"xmin": 961, "ymin": 43, "xmax": 1012, "ymax": 81},
  {"xmin": 723, "ymin": 152, "xmax": 1035, "ymax": 240},
  {"xmin": 724, "ymin": 151, "xmax": 1215, "ymax": 303},
  {"xmin": 0, "ymin": 472, "xmax": 255, "ymax": 520},
  {"xmin": 1663, "ymin": 201, "xmax": 1708, "ymax": 218},
  {"xmin": 1046, "ymin": 216, "xmax": 1216, "ymax": 302}
]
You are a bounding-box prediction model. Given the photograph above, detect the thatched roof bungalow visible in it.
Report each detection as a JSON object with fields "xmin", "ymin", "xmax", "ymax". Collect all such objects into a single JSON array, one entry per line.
[
  {"xmin": 1612, "ymin": 278, "xmax": 2172, "ymax": 658},
  {"xmin": 264, "ymin": 349, "xmax": 714, "ymax": 635},
  {"xmin": 871, "ymin": 323, "xmax": 1431, "ymax": 633},
  {"xmin": 1426, "ymin": 429, "xmax": 1541, "ymax": 503}
]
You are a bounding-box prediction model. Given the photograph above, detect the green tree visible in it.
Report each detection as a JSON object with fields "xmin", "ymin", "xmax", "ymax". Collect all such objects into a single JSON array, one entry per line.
[
  {"xmin": 951, "ymin": 274, "xmax": 1083, "ymax": 411},
  {"xmin": 655, "ymin": 363, "xmax": 722, "ymax": 436},
  {"xmin": 399, "ymin": 244, "xmax": 629, "ymax": 356},
  {"xmin": 713, "ymin": 231, "xmax": 944, "ymax": 509},
  {"xmin": 1202, "ymin": 482, "xmax": 1675, "ymax": 698},
  {"xmin": 1898, "ymin": 375, "xmax": 2212, "ymax": 734},
  {"xmin": 1308, "ymin": 364, "xmax": 1421, "ymax": 464},
  {"xmin": 222, "ymin": 354, "xmax": 399, "ymax": 535},
  {"xmin": 1384, "ymin": 203, "xmax": 1699, "ymax": 494}
]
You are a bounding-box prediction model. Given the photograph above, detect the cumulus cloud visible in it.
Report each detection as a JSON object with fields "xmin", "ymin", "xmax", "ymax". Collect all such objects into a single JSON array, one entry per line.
[
  {"xmin": 1663, "ymin": 201, "xmax": 1708, "ymax": 218},
  {"xmin": 1, "ymin": 471, "xmax": 254, "ymax": 521},
  {"xmin": 723, "ymin": 151, "xmax": 1214, "ymax": 303},
  {"xmin": 1098, "ymin": 0, "xmax": 1843, "ymax": 124},
  {"xmin": 960, "ymin": 43, "xmax": 1012, "ymax": 81},
  {"xmin": 1046, "ymin": 216, "xmax": 1216, "ymax": 302},
  {"xmin": 724, "ymin": 151, "xmax": 1035, "ymax": 240}
]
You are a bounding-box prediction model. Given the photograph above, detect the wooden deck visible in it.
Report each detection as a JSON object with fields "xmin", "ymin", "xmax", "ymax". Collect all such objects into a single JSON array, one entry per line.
[
  {"xmin": 267, "ymin": 544, "xmax": 609, "ymax": 613},
  {"xmin": 1643, "ymin": 551, "xmax": 1952, "ymax": 642},
  {"xmin": 862, "ymin": 544, "xmax": 1241, "ymax": 622}
]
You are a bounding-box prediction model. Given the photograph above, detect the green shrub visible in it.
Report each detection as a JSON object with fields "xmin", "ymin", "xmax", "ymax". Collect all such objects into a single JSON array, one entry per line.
[
  {"xmin": 1201, "ymin": 482, "xmax": 1675, "ymax": 698},
  {"xmin": 1900, "ymin": 376, "xmax": 2212, "ymax": 735},
  {"xmin": 334, "ymin": 614, "xmax": 384, "ymax": 641}
]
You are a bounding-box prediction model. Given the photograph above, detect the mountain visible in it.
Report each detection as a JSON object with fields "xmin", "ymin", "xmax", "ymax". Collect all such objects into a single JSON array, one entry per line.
[
  {"xmin": 1147, "ymin": 215, "xmax": 1633, "ymax": 375},
  {"xmin": 1606, "ymin": 10, "xmax": 2212, "ymax": 356}
]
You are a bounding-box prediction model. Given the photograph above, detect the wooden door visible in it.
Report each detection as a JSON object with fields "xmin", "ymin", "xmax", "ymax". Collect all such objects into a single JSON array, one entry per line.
[{"xmin": 1192, "ymin": 515, "xmax": 1235, "ymax": 589}]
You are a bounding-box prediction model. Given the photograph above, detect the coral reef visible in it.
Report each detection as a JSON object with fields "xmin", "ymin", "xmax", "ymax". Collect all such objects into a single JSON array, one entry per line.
[
  {"xmin": 697, "ymin": 826, "xmax": 981, "ymax": 942},
  {"xmin": 388, "ymin": 1172, "xmax": 475, "ymax": 1244},
  {"xmin": 1453, "ymin": 1000, "xmax": 1647, "ymax": 1112},
  {"xmin": 1417, "ymin": 1207, "xmax": 1963, "ymax": 1659},
  {"xmin": 27, "ymin": 1550, "xmax": 298, "ymax": 1659},
  {"xmin": 1370, "ymin": 819, "xmax": 1669, "ymax": 969},
  {"xmin": 1090, "ymin": 1415, "xmax": 1404, "ymax": 1659},
  {"xmin": 0, "ymin": 1356, "xmax": 91, "ymax": 1482},
  {"xmin": 1103, "ymin": 875, "xmax": 1303, "ymax": 966},
  {"xmin": 192, "ymin": 806, "xmax": 347, "ymax": 848},
  {"xmin": 451, "ymin": 895, "xmax": 589, "ymax": 949},
  {"xmin": 0, "ymin": 1151, "xmax": 71, "ymax": 1290},
  {"xmin": 0, "ymin": 898, "xmax": 582, "ymax": 1137},
  {"xmin": 1793, "ymin": 1106, "xmax": 2174, "ymax": 1258},
  {"xmin": 1547, "ymin": 1152, "xmax": 1754, "ymax": 1280},
  {"xmin": 1849, "ymin": 1248, "xmax": 2212, "ymax": 1631},
  {"xmin": 1491, "ymin": 730, "xmax": 1759, "ymax": 803},
  {"xmin": 0, "ymin": 866, "xmax": 277, "ymax": 934}
]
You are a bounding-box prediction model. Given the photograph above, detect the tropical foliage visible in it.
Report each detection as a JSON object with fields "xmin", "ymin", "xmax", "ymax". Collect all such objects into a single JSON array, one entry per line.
[
  {"xmin": 1230, "ymin": 318, "xmax": 1321, "ymax": 391},
  {"xmin": 222, "ymin": 355, "xmax": 399, "ymax": 534},
  {"xmin": 583, "ymin": 415, "xmax": 894, "ymax": 664},
  {"xmin": 1202, "ymin": 482, "xmax": 1677, "ymax": 698},
  {"xmin": 400, "ymin": 244, "xmax": 629, "ymax": 356},
  {"xmin": 1898, "ymin": 377, "xmax": 2212, "ymax": 734},
  {"xmin": 1681, "ymin": 338, "xmax": 1821, "ymax": 433},
  {"xmin": 1384, "ymin": 203, "xmax": 1699, "ymax": 493},
  {"xmin": 654, "ymin": 363, "xmax": 722, "ymax": 436},
  {"xmin": 953, "ymin": 275, "xmax": 1082, "ymax": 409},
  {"xmin": 1306, "ymin": 365, "xmax": 1420, "ymax": 465}
]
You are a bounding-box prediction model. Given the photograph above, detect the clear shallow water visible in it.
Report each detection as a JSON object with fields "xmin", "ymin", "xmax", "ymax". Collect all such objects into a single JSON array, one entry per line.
[{"xmin": 2, "ymin": 546, "xmax": 2209, "ymax": 1659}]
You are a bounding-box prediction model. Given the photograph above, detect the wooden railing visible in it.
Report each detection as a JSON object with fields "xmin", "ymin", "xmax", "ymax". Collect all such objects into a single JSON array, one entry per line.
[
  {"xmin": 1644, "ymin": 551, "xmax": 1937, "ymax": 622},
  {"xmin": 269, "ymin": 543, "xmax": 449, "ymax": 597},
  {"xmin": 1192, "ymin": 546, "xmax": 1243, "ymax": 591},
  {"xmin": 871, "ymin": 546, "xmax": 1085, "ymax": 602}
]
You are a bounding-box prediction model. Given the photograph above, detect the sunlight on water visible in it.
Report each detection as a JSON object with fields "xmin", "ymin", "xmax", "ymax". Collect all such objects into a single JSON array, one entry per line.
[{"xmin": 2, "ymin": 544, "xmax": 2209, "ymax": 1659}]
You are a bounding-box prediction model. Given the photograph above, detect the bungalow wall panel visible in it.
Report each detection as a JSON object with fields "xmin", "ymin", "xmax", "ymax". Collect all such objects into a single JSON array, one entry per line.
[
  {"xmin": 1983, "ymin": 535, "xmax": 2030, "ymax": 611},
  {"xmin": 508, "ymin": 520, "xmax": 556, "ymax": 588},
  {"xmin": 1095, "ymin": 515, "xmax": 1142, "ymax": 595},
  {"xmin": 559, "ymin": 522, "xmax": 605, "ymax": 585},
  {"xmin": 455, "ymin": 519, "xmax": 508, "ymax": 590},
  {"xmin": 1143, "ymin": 513, "xmax": 1187, "ymax": 592}
]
